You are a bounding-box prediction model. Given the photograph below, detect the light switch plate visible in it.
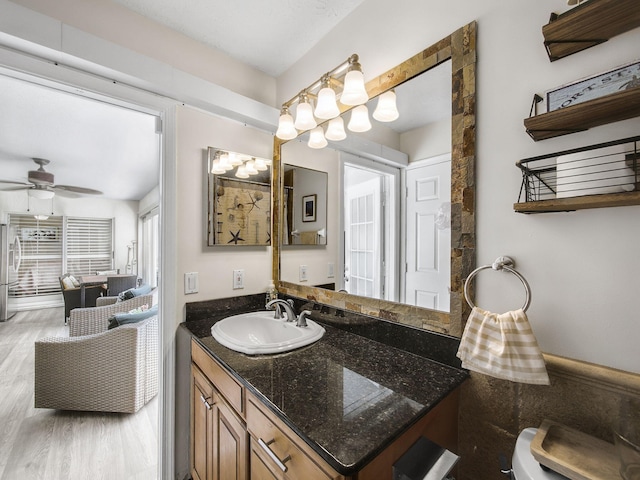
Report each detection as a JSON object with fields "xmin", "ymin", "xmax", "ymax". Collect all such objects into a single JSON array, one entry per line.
[
  {"xmin": 233, "ymin": 269, "xmax": 244, "ymax": 289},
  {"xmin": 299, "ymin": 265, "xmax": 308, "ymax": 282},
  {"xmin": 184, "ymin": 272, "xmax": 199, "ymax": 294},
  {"xmin": 328, "ymin": 262, "xmax": 335, "ymax": 278}
]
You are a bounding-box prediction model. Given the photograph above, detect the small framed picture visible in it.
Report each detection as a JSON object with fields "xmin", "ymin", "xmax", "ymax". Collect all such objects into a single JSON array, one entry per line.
[{"xmin": 302, "ymin": 194, "xmax": 317, "ymax": 222}]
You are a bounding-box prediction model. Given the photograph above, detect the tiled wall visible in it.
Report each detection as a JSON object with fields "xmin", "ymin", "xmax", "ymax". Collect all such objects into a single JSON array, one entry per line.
[{"xmin": 457, "ymin": 354, "xmax": 640, "ymax": 479}]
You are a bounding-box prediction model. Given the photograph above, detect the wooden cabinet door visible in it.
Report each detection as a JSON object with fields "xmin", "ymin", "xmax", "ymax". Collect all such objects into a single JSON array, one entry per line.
[
  {"xmin": 192, "ymin": 365, "xmax": 215, "ymax": 480},
  {"xmin": 214, "ymin": 393, "xmax": 248, "ymax": 480}
]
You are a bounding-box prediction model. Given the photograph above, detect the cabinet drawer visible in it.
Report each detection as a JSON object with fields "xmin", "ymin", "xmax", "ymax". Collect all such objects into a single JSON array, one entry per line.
[
  {"xmin": 247, "ymin": 399, "xmax": 338, "ymax": 480},
  {"xmin": 191, "ymin": 339, "xmax": 244, "ymax": 416}
]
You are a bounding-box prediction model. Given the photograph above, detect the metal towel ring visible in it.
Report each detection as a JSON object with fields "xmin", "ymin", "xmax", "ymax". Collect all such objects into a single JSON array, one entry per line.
[{"xmin": 464, "ymin": 256, "xmax": 532, "ymax": 312}]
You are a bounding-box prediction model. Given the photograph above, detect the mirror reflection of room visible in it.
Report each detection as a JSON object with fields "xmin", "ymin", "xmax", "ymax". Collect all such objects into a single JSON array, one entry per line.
[
  {"xmin": 207, "ymin": 147, "xmax": 272, "ymax": 246},
  {"xmin": 283, "ymin": 165, "xmax": 328, "ymax": 246},
  {"xmin": 280, "ymin": 60, "xmax": 452, "ymax": 311}
]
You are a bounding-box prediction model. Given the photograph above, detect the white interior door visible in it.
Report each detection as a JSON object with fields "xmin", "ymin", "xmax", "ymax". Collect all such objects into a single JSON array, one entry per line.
[
  {"xmin": 405, "ymin": 156, "xmax": 451, "ymax": 311},
  {"xmin": 344, "ymin": 171, "xmax": 382, "ymax": 299}
]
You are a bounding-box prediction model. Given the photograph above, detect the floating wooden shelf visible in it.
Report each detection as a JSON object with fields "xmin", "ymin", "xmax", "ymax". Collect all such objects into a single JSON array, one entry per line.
[
  {"xmin": 543, "ymin": 0, "xmax": 640, "ymax": 61},
  {"xmin": 524, "ymin": 87, "xmax": 640, "ymax": 141},
  {"xmin": 514, "ymin": 191, "xmax": 640, "ymax": 213}
]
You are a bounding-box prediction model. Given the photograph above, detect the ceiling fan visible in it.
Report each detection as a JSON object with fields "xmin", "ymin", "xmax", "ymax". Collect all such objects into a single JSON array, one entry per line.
[{"xmin": 0, "ymin": 158, "xmax": 103, "ymax": 198}]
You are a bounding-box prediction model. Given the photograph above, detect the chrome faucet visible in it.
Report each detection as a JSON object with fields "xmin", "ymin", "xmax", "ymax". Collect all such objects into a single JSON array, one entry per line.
[
  {"xmin": 266, "ymin": 299, "xmax": 296, "ymax": 322},
  {"xmin": 265, "ymin": 299, "xmax": 311, "ymax": 327}
]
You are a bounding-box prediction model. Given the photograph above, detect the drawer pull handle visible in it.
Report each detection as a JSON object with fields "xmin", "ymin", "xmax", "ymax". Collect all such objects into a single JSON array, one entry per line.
[
  {"xmin": 200, "ymin": 394, "xmax": 213, "ymax": 410},
  {"xmin": 258, "ymin": 438, "xmax": 291, "ymax": 472}
]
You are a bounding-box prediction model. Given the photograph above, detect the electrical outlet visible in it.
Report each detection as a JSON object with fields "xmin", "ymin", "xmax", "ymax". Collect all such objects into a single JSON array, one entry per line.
[
  {"xmin": 184, "ymin": 272, "xmax": 199, "ymax": 294},
  {"xmin": 233, "ymin": 269, "xmax": 244, "ymax": 289},
  {"xmin": 327, "ymin": 262, "xmax": 335, "ymax": 278},
  {"xmin": 299, "ymin": 265, "xmax": 308, "ymax": 282}
]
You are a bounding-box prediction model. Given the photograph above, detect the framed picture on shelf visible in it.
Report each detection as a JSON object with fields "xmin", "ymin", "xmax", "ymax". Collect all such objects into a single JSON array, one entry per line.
[
  {"xmin": 302, "ymin": 194, "xmax": 317, "ymax": 222},
  {"xmin": 546, "ymin": 59, "xmax": 640, "ymax": 112}
]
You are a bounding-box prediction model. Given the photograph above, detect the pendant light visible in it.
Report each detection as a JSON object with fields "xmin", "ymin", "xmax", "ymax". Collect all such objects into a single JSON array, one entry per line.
[
  {"xmin": 294, "ymin": 93, "xmax": 317, "ymax": 131},
  {"xmin": 373, "ymin": 90, "xmax": 399, "ymax": 122},
  {"xmin": 325, "ymin": 116, "xmax": 347, "ymax": 141},
  {"xmin": 348, "ymin": 105, "xmax": 372, "ymax": 132},
  {"xmin": 340, "ymin": 56, "xmax": 368, "ymax": 106},
  {"xmin": 276, "ymin": 106, "xmax": 298, "ymax": 140},
  {"xmin": 308, "ymin": 126, "xmax": 328, "ymax": 149},
  {"xmin": 314, "ymin": 76, "xmax": 340, "ymax": 119}
]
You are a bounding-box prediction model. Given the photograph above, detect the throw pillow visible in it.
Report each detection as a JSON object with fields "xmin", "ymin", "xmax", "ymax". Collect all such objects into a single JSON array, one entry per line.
[
  {"xmin": 61, "ymin": 276, "xmax": 75, "ymax": 290},
  {"xmin": 116, "ymin": 284, "xmax": 152, "ymax": 302},
  {"xmin": 107, "ymin": 303, "xmax": 158, "ymax": 329}
]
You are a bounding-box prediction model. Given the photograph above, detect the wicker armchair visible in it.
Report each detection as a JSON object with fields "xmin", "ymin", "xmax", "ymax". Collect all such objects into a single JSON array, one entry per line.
[{"xmin": 34, "ymin": 292, "xmax": 158, "ymax": 413}]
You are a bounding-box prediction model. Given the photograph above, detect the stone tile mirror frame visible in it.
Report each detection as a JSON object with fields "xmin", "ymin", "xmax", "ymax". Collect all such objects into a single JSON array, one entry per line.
[{"xmin": 272, "ymin": 22, "xmax": 476, "ymax": 337}]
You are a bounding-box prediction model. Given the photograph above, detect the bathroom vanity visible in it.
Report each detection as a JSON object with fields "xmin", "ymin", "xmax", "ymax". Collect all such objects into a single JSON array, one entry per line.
[{"xmin": 183, "ymin": 295, "xmax": 468, "ymax": 480}]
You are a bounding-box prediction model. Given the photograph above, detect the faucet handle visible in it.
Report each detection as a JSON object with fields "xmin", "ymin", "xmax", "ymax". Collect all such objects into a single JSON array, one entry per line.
[{"xmin": 296, "ymin": 310, "xmax": 312, "ymax": 328}]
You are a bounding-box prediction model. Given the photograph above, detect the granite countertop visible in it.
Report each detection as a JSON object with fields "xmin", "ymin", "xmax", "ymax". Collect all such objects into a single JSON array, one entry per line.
[{"xmin": 183, "ymin": 296, "xmax": 468, "ymax": 475}]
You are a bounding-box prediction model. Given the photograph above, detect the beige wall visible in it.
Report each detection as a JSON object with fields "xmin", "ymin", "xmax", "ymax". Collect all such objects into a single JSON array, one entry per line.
[{"xmin": 175, "ymin": 105, "xmax": 273, "ymax": 309}]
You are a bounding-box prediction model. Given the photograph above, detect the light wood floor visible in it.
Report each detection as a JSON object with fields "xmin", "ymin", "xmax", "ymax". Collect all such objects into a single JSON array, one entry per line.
[{"xmin": 0, "ymin": 307, "xmax": 158, "ymax": 480}]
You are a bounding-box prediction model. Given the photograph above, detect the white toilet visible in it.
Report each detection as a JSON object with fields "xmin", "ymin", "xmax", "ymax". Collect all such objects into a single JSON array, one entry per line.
[{"xmin": 512, "ymin": 428, "xmax": 568, "ymax": 480}]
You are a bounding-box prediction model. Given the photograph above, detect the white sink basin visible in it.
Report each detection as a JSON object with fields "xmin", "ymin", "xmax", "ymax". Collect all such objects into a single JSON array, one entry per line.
[{"xmin": 211, "ymin": 311, "xmax": 325, "ymax": 355}]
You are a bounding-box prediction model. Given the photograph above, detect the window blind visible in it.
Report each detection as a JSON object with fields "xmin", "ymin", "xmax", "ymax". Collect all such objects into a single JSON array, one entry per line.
[
  {"xmin": 8, "ymin": 215, "xmax": 114, "ymax": 298},
  {"xmin": 65, "ymin": 217, "xmax": 114, "ymax": 276},
  {"xmin": 9, "ymin": 215, "xmax": 63, "ymax": 297}
]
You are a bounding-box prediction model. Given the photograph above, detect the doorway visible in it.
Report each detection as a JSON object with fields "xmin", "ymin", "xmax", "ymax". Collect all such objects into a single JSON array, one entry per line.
[{"xmin": 0, "ymin": 70, "xmax": 164, "ymax": 478}]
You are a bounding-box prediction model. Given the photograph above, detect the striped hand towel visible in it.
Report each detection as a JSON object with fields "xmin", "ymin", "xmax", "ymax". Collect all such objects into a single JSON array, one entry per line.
[{"xmin": 456, "ymin": 307, "xmax": 550, "ymax": 385}]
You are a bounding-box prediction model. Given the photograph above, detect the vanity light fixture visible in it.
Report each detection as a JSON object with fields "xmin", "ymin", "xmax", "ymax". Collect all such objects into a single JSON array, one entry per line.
[
  {"xmin": 340, "ymin": 56, "xmax": 368, "ymax": 106},
  {"xmin": 253, "ymin": 157, "xmax": 268, "ymax": 171},
  {"xmin": 348, "ymin": 104, "xmax": 372, "ymax": 132},
  {"xmin": 308, "ymin": 126, "xmax": 328, "ymax": 149},
  {"xmin": 275, "ymin": 53, "xmax": 397, "ymax": 148},
  {"xmin": 235, "ymin": 164, "xmax": 249, "ymax": 179},
  {"xmin": 325, "ymin": 116, "xmax": 347, "ymax": 141},
  {"xmin": 275, "ymin": 106, "xmax": 298, "ymax": 140},
  {"xmin": 373, "ymin": 90, "xmax": 399, "ymax": 122},
  {"xmin": 294, "ymin": 93, "xmax": 317, "ymax": 131},
  {"xmin": 314, "ymin": 75, "xmax": 341, "ymax": 119}
]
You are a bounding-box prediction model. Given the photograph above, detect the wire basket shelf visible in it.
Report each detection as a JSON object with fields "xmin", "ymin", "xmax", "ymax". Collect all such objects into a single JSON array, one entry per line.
[{"xmin": 517, "ymin": 136, "xmax": 640, "ymax": 204}]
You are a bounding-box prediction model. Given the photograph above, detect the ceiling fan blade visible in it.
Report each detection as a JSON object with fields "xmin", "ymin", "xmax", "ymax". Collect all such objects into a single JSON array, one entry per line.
[
  {"xmin": 0, "ymin": 184, "xmax": 31, "ymax": 192},
  {"xmin": 0, "ymin": 179, "xmax": 31, "ymax": 186},
  {"xmin": 54, "ymin": 185, "xmax": 103, "ymax": 195}
]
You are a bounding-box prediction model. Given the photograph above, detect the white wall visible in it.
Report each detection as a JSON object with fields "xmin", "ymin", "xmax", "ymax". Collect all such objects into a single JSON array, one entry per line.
[
  {"xmin": 175, "ymin": 105, "xmax": 273, "ymax": 308},
  {"xmin": 279, "ymin": 0, "xmax": 640, "ymax": 374},
  {"xmin": 401, "ymin": 118, "xmax": 451, "ymax": 162}
]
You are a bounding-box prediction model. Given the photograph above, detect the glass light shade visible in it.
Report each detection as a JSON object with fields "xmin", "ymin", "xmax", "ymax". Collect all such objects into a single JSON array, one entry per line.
[
  {"xmin": 348, "ymin": 105, "xmax": 372, "ymax": 132},
  {"xmin": 314, "ymin": 87, "xmax": 340, "ymax": 119},
  {"xmin": 325, "ymin": 116, "xmax": 347, "ymax": 141},
  {"xmin": 28, "ymin": 188, "xmax": 55, "ymax": 200},
  {"xmin": 245, "ymin": 160, "xmax": 258, "ymax": 175},
  {"xmin": 218, "ymin": 154, "xmax": 234, "ymax": 171},
  {"xmin": 275, "ymin": 112, "xmax": 298, "ymax": 140},
  {"xmin": 341, "ymin": 69, "xmax": 368, "ymax": 106},
  {"xmin": 33, "ymin": 214, "xmax": 49, "ymax": 220},
  {"xmin": 211, "ymin": 160, "xmax": 226, "ymax": 175},
  {"xmin": 235, "ymin": 165, "xmax": 249, "ymax": 179},
  {"xmin": 228, "ymin": 152, "xmax": 243, "ymax": 166},
  {"xmin": 254, "ymin": 158, "xmax": 268, "ymax": 171},
  {"xmin": 308, "ymin": 126, "xmax": 328, "ymax": 149},
  {"xmin": 294, "ymin": 100, "xmax": 317, "ymax": 131},
  {"xmin": 373, "ymin": 90, "xmax": 399, "ymax": 122}
]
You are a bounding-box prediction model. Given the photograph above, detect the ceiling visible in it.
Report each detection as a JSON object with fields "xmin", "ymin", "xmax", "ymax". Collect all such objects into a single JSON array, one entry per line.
[
  {"xmin": 0, "ymin": 73, "xmax": 160, "ymax": 201},
  {"xmin": 0, "ymin": 0, "xmax": 449, "ymax": 203},
  {"xmin": 111, "ymin": 0, "xmax": 368, "ymax": 77}
]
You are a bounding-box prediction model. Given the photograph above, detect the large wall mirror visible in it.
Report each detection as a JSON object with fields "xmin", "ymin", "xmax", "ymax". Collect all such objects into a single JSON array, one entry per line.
[{"xmin": 272, "ymin": 23, "xmax": 476, "ymax": 336}]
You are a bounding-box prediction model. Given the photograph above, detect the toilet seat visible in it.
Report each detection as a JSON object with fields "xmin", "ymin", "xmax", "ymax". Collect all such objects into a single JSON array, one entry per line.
[{"xmin": 512, "ymin": 428, "xmax": 568, "ymax": 480}]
